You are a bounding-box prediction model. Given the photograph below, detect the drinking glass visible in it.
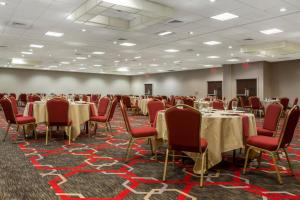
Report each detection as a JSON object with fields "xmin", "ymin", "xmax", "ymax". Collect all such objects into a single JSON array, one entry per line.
[
  {"xmin": 232, "ymin": 100, "xmax": 238, "ymax": 111},
  {"xmin": 223, "ymin": 101, "xmax": 228, "ymax": 111}
]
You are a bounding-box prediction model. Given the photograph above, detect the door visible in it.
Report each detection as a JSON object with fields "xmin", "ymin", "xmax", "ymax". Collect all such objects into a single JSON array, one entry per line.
[
  {"xmin": 236, "ymin": 79, "xmax": 257, "ymax": 106},
  {"xmin": 144, "ymin": 84, "xmax": 153, "ymax": 96},
  {"xmin": 207, "ymin": 81, "xmax": 222, "ymax": 99}
]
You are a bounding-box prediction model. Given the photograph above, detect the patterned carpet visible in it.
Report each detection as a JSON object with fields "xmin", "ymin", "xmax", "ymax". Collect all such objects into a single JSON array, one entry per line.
[{"xmin": 0, "ymin": 106, "xmax": 299, "ymax": 200}]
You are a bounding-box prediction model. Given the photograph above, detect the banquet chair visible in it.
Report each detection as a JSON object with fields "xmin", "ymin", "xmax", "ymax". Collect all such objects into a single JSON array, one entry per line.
[
  {"xmin": 212, "ymin": 100, "xmax": 224, "ymax": 110},
  {"xmin": 164, "ymin": 105, "xmax": 208, "ymax": 187},
  {"xmin": 280, "ymin": 97, "xmax": 289, "ymax": 111},
  {"xmin": 228, "ymin": 98, "xmax": 238, "ymax": 110},
  {"xmin": 9, "ymin": 96, "xmax": 23, "ymax": 117},
  {"xmin": 98, "ymin": 97, "xmax": 111, "ymax": 116},
  {"xmin": 243, "ymin": 105, "xmax": 300, "ymax": 184},
  {"xmin": 28, "ymin": 95, "xmax": 41, "ymax": 102},
  {"xmin": 9, "ymin": 93, "xmax": 16, "ymax": 98},
  {"xmin": 74, "ymin": 95, "xmax": 80, "ymax": 101},
  {"xmin": 45, "ymin": 98, "xmax": 72, "ymax": 145},
  {"xmin": 82, "ymin": 95, "xmax": 88, "ymax": 102},
  {"xmin": 121, "ymin": 95, "xmax": 132, "ymax": 110},
  {"xmin": 293, "ymin": 98, "xmax": 298, "ymax": 106},
  {"xmin": 89, "ymin": 98, "xmax": 117, "ymax": 136},
  {"xmin": 0, "ymin": 97, "xmax": 36, "ymax": 142},
  {"xmin": 239, "ymin": 96, "xmax": 251, "ymax": 111},
  {"xmin": 147, "ymin": 99, "xmax": 165, "ymax": 127},
  {"xmin": 183, "ymin": 98, "xmax": 194, "ymax": 107},
  {"xmin": 119, "ymin": 100, "xmax": 157, "ymax": 161},
  {"xmin": 18, "ymin": 93, "xmax": 27, "ymax": 107},
  {"xmin": 249, "ymin": 96, "xmax": 264, "ymax": 117},
  {"xmin": 257, "ymin": 103, "xmax": 283, "ymax": 137}
]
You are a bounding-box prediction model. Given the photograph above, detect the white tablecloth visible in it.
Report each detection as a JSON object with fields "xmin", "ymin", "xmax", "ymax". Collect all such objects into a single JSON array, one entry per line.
[
  {"xmin": 23, "ymin": 101, "xmax": 96, "ymax": 140},
  {"xmin": 138, "ymin": 99, "xmax": 151, "ymax": 115},
  {"xmin": 155, "ymin": 110, "xmax": 257, "ymax": 173}
]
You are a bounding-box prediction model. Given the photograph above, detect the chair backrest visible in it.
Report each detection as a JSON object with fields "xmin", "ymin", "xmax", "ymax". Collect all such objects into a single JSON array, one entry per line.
[
  {"xmin": 278, "ymin": 106, "xmax": 300, "ymax": 149},
  {"xmin": 121, "ymin": 95, "xmax": 131, "ymax": 108},
  {"xmin": 120, "ymin": 100, "xmax": 132, "ymax": 132},
  {"xmin": 82, "ymin": 95, "xmax": 88, "ymax": 102},
  {"xmin": 280, "ymin": 97, "xmax": 289, "ymax": 110},
  {"xmin": 250, "ymin": 96, "xmax": 261, "ymax": 109},
  {"xmin": 165, "ymin": 105, "xmax": 203, "ymax": 152},
  {"xmin": 46, "ymin": 98, "xmax": 69, "ymax": 125},
  {"xmin": 107, "ymin": 98, "xmax": 118, "ymax": 122},
  {"xmin": 212, "ymin": 100, "xmax": 224, "ymax": 110},
  {"xmin": 183, "ymin": 98, "xmax": 194, "ymax": 107},
  {"xmin": 29, "ymin": 95, "xmax": 41, "ymax": 102},
  {"xmin": 204, "ymin": 97, "xmax": 210, "ymax": 101},
  {"xmin": 263, "ymin": 103, "xmax": 283, "ymax": 131},
  {"xmin": 228, "ymin": 98, "xmax": 237, "ymax": 110},
  {"xmin": 91, "ymin": 94, "xmax": 99, "ymax": 103},
  {"xmin": 98, "ymin": 97, "xmax": 110, "ymax": 116},
  {"xmin": 19, "ymin": 93, "xmax": 27, "ymax": 102},
  {"xmin": 9, "ymin": 96, "xmax": 19, "ymax": 116},
  {"xmin": 293, "ymin": 97, "xmax": 298, "ymax": 106},
  {"xmin": 147, "ymin": 100, "xmax": 165, "ymax": 125},
  {"xmin": 10, "ymin": 93, "xmax": 16, "ymax": 98},
  {"xmin": 0, "ymin": 97, "xmax": 16, "ymax": 123}
]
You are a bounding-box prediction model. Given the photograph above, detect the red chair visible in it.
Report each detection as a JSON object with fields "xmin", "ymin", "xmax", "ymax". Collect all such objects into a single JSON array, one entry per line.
[
  {"xmin": 9, "ymin": 93, "xmax": 16, "ymax": 98},
  {"xmin": 212, "ymin": 100, "xmax": 224, "ymax": 110},
  {"xmin": 228, "ymin": 98, "xmax": 237, "ymax": 110},
  {"xmin": 82, "ymin": 95, "xmax": 88, "ymax": 102},
  {"xmin": 243, "ymin": 105, "xmax": 300, "ymax": 184},
  {"xmin": 293, "ymin": 98, "xmax": 298, "ymax": 106},
  {"xmin": 280, "ymin": 97, "xmax": 289, "ymax": 111},
  {"xmin": 183, "ymin": 98, "xmax": 194, "ymax": 107},
  {"xmin": 28, "ymin": 95, "xmax": 41, "ymax": 102},
  {"xmin": 98, "ymin": 97, "xmax": 111, "ymax": 116},
  {"xmin": 0, "ymin": 97, "xmax": 36, "ymax": 141},
  {"xmin": 257, "ymin": 103, "xmax": 283, "ymax": 137},
  {"xmin": 9, "ymin": 96, "xmax": 23, "ymax": 117},
  {"xmin": 249, "ymin": 96, "xmax": 264, "ymax": 117},
  {"xmin": 91, "ymin": 94, "xmax": 99, "ymax": 103},
  {"xmin": 239, "ymin": 96, "xmax": 251, "ymax": 111},
  {"xmin": 74, "ymin": 95, "xmax": 80, "ymax": 101},
  {"xmin": 121, "ymin": 96, "xmax": 132, "ymax": 109},
  {"xmin": 120, "ymin": 100, "xmax": 157, "ymax": 161},
  {"xmin": 18, "ymin": 93, "xmax": 27, "ymax": 106},
  {"xmin": 164, "ymin": 105, "xmax": 208, "ymax": 187},
  {"xmin": 147, "ymin": 100, "xmax": 165, "ymax": 127},
  {"xmin": 45, "ymin": 98, "xmax": 72, "ymax": 145},
  {"xmin": 89, "ymin": 98, "xmax": 118, "ymax": 136}
]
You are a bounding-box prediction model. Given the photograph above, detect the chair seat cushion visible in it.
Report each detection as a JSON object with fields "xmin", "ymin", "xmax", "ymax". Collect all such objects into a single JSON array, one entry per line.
[
  {"xmin": 131, "ymin": 127, "xmax": 157, "ymax": 138},
  {"xmin": 247, "ymin": 135, "xmax": 279, "ymax": 151},
  {"xmin": 257, "ymin": 127, "xmax": 274, "ymax": 137},
  {"xmin": 90, "ymin": 115, "xmax": 107, "ymax": 122},
  {"xmin": 171, "ymin": 138, "xmax": 208, "ymax": 153},
  {"xmin": 48, "ymin": 120, "xmax": 72, "ymax": 126},
  {"xmin": 16, "ymin": 116, "xmax": 35, "ymax": 124},
  {"xmin": 16, "ymin": 114, "xmax": 23, "ymax": 117}
]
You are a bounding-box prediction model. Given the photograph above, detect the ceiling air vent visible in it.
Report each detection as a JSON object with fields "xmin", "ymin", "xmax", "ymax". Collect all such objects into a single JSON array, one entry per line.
[
  {"xmin": 244, "ymin": 38, "xmax": 254, "ymax": 41},
  {"xmin": 117, "ymin": 38, "xmax": 127, "ymax": 41},
  {"xmin": 168, "ymin": 19, "xmax": 183, "ymax": 23},
  {"xmin": 186, "ymin": 49, "xmax": 194, "ymax": 52},
  {"xmin": 8, "ymin": 21, "xmax": 32, "ymax": 29},
  {"xmin": 0, "ymin": 45, "xmax": 8, "ymax": 48}
]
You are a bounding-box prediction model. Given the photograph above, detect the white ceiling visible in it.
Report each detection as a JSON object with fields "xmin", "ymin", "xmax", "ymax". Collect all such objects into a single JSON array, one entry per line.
[{"xmin": 0, "ymin": 0, "xmax": 300, "ymax": 75}]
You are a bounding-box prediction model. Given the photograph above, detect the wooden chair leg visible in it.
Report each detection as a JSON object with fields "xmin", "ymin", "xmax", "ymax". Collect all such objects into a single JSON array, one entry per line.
[
  {"xmin": 200, "ymin": 152, "xmax": 206, "ymax": 187},
  {"xmin": 271, "ymin": 152, "xmax": 283, "ymax": 184},
  {"xmin": 283, "ymin": 148, "xmax": 294, "ymax": 175},
  {"xmin": 243, "ymin": 146, "xmax": 251, "ymax": 174},
  {"xmin": 163, "ymin": 149, "xmax": 169, "ymax": 181},
  {"xmin": 148, "ymin": 138, "xmax": 155, "ymax": 155},
  {"xmin": 125, "ymin": 137, "xmax": 134, "ymax": 161},
  {"xmin": 45, "ymin": 126, "xmax": 49, "ymax": 145},
  {"xmin": 22, "ymin": 125, "xmax": 26, "ymax": 139},
  {"xmin": 68, "ymin": 126, "xmax": 72, "ymax": 145},
  {"xmin": 33, "ymin": 124, "xmax": 37, "ymax": 140},
  {"xmin": 2, "ymin": 123, "xmax": 11, "ymax": 142}
]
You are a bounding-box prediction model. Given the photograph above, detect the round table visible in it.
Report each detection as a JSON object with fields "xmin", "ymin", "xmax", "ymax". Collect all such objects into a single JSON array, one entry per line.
[
  {"xmin": 155, "ymin": 110, "xmax": 257, "ymax": 174},
  {"xmin": 138, "ymin": 98, "xmax": 151, "ymax": 115},
  {"xmin": 23, "ymin": 101, "xmax": 96, "ymax": 140}
]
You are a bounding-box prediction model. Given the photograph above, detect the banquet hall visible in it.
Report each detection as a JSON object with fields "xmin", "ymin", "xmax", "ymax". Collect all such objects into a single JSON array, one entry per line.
[{"xmin": 0, "ymin": 0, "xmax": 300, "ymax": 199}]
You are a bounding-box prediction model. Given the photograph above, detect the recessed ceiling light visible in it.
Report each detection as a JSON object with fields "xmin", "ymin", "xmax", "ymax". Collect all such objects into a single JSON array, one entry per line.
[
  {"xmin": 76, "ymin": 57, "xmax": 87, "ymax": 60},
  {"xmin": 227, "ymin": 58, "xmax": 239, "ymax": 62},
  {"xmin": 94, "ymin": 64, "xmax": 102, "ymax": 67},
  {"xmin": 228, "ymin": 45, "xmax": 232, "ymax": 49},
  {"xmin": 81, "ymin": 29, "xmax": 86, "ymax": 32},
  {"xmin": 164, "ymin": 49, "xmax": 180, "ymax": 53},
  {"xmin": 210, "ymin": 0, "xmax": 215, "ymax": 2},
  {"xmin": 21, "ymin": 51, "xmax": 33, "ymax": 55},
  {"xmin": 0, "ymin": 2, "xmax": 6, "ymax": 6},
  {"xmin": 60, "ymin": 61, "xmax": 70, "ymax": 64},
  {"xmin": 30, "ymin": 44, "xmax": 44, "ymax": 48},
  {"xmin": 66, "ymin": 15, "xmax": 73, "ymax": 20},
  {"xmin": 280, "ymin": 8, "xmax": 287, "ymax": 12},
  {"xmin": 114, "ymin": 60, "xmax": 120, "ymax": 63},
  {"xmin": 196, "ymin": 53, "xmax": 200, "ymax": 57},
  {"xmin": 207, "ymin": 56, "xmax": 220, "ymax": 59},
  {"xmin": 189, "ymin": 31, "xmax": 194, "ymax": 35},
  {"xmin": 157, "ymin": 69, "xmax": 164, "ymax": 72},
  {"xmin": 204, "ymin": 41, "xmax": 222, "ymax": 45},
  {"xmin": 181, "ymin": 67, "xmax": 187, "ymax": 70},
  {"xmin": 260, "ymin": 28, "xmax": 283, "ymax": 35},
  {"xmin": 157, "ymin": 31, "xmax": 173, "ymax": 36},
  {"xmin": 211, "ymin": 12, "xmax": 239, "ymax": 21},
  {"xmin": 204, "ymin": 64, "xmax": 213, "ymax": 67},
  {"xmin": 134, "ymin": 56, "xmax": 141, "ymax": 59},
  {"xmin": 45, "ymin": 31, "xmax": 64, "ymax": 37},
  {"xmin": 173, "ymin": 60, "xmax": 181, "ymax": 64},
  {"xmin": 246, "ymin": 59, "xmax": 250, "ymax": 62},
  {"xmin": 92, "ymin": 51, "xmax": 105, "ymax": 55},
  {"xmin": 119, "ymin": 42, "xmax": 136, "ymax": 47},
  {"xmin": 79, "ymin": 67, "xmax": 86, "ymax": 70},
  {"xmin": 11, "ymin": 58, "xmax": 26, "ymax": 65},
  {"xmin": 117, "ymin": 67, "xmax": 129, "ymax": 72},
  {"xmin": 113, "ymin": 41, "xmax": 118, "ymax": 44},
  {"xmin": 150, "ymin": 64, "xmax": 159, "ymax": 67}
]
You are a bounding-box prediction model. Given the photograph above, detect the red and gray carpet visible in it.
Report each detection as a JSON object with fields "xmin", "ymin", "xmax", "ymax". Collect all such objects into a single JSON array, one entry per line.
[{"xmin": 0, "ymin": 107, "xmax": 299, "ymax": 200}]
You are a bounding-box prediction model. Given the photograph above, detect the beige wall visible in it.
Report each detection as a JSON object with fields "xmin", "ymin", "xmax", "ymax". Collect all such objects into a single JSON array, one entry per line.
[
  {"xmin": 0, "ymin": 68, "xmax": 131, "ymax": 95},
  {"xmin": 270, "ymin": 59, "xmax": 300, "ymax": 101},
  {"xmin": 130, "ymin": 68, "xmax": 223, "ymax": 97}
]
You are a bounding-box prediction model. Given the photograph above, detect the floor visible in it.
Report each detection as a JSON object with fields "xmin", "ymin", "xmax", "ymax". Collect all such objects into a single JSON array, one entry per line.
[{"xmin": 0, "ymin": 106, "xmax": 299, "ymax": 200}]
